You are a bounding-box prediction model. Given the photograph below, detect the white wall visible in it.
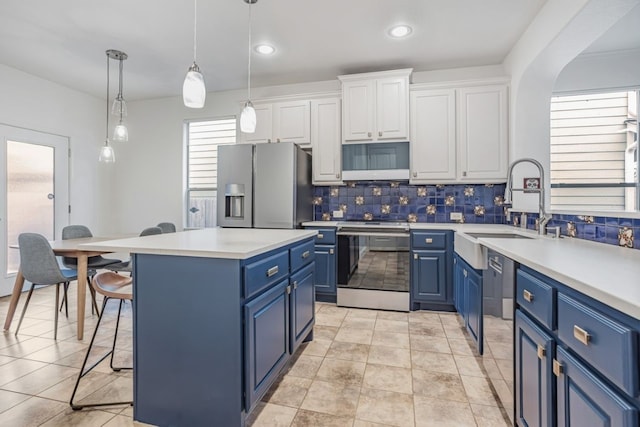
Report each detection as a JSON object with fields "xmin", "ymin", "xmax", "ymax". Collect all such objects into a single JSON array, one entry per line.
[{"xmin": 0, "ymin": 64, "xmax": 110, "ymax": 233}]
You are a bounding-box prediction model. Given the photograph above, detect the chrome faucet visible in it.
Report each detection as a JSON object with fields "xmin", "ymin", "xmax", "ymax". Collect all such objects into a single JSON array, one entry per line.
[{"xmin": 504, "ymin": 158, "xmax": 551, "ymax": 235}]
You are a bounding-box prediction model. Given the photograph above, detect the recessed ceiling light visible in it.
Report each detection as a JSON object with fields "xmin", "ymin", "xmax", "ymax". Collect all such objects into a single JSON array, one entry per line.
[
  {"xmin": 389, "ymin": 25, "xmax": 412, "ymax": 39},
  {"xmin": 255, "ymin": 44, "xmax": 275, "ymax": 55}
]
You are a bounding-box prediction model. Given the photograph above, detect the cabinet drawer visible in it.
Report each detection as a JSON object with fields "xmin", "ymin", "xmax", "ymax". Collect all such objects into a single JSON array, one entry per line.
[
  {"xmin": 557, "ymin": 292, "xmax": 638, "ymax": 397},
  {"xmin": 312, "ymin": 228, "xmax": 336, "ymax": 245},
  {"xmin": 244, "ymin": 251, "xmax": 289, "ymax": 299},
  {"xmin": 516, "ymin": 269, "xmax": 555, "ymax": 330},
  {"xmin": 411, "ymin": 231, "xmax": 447, "ymax": 249},
  {"xmin": 290, "ymin": 239, "xmax": 315, "ymax": 272}
]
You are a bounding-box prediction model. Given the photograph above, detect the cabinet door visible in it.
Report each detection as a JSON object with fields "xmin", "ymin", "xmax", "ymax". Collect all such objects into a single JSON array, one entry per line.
[
  {"xmin": 465, "ymin": 266, "xmax": 483, "ymax": 355},
  {"xmin": 556, "ymin": 347, "xmax": 638, "ymax": 427},
  {"xmin": 273, "ymin": 100, "xmax": 311, "ymax": 146},
  {"xmin": 376, "ymin": 77, "xmax": 408, "ymax": 141},
  {"xmin": 410, "ymin": 89, "xmax": 456, "ymax": 182},
  {"xmin": 290, "ymin": 264, "xmax": 315, "ymax": 353},
  {"xmin": 314, "ymin": 245, "xmax": 336, "ymax": 294},
  {"xmin": 241, "ymin": 104, "xmax": 273, "ymax": 144},
  {"xmin": 311, "ymin": 98, "xmax": 342, "ymax": 184},
  {"xmin": 244, "ymin": 280, "xmax": 289, "ymax": 411},
  {"xmin": 515, "ymin": 310, "xmax": 554, "ymax": 427},
  {"xmin": 453, "ymin": 256, "xmax": 466, "ymax": 318},
  {"xmin": 342, "ymin": 80, "xmax": 374, "ymax": 142},
  {"xmin": 457, "ymin": 85, "xmax": 508, "ymax": 181},
  {"xmin": 411, "ymin": 250, "xmax": 446, "ymax": 303}
]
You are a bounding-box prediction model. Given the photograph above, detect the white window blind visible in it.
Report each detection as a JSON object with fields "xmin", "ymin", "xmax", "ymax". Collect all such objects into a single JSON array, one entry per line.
[
  {"xmin": 550, "ymin": 91, "xmax": 638, "ymax": 211},
  {"xmin": 186, "ymin": 118, "xmax": 236, "ymax": 228}
]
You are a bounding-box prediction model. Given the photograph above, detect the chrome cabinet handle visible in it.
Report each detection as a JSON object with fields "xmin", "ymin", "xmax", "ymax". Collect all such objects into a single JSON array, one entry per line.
[
  {"xmin": 368, "ymin": 132, "xmax": 372, "ymax": 137},
  {"xmin": 293, "ymin": 281, "xmax": 298, "ymax": 289},
  {"xmin": 462, "ymin": 171, "xmax": 467, "ymax": 177},
  {"xmin": 523, "ymin": 289, "xmax": 534, "ymax": 302},
  {"xmin": 336, "ymin": 173, "xmax": 340, "ymax": 178},
  {"xmin": 378, "ymin": 131, "xmax": 382, "ymax": 137},
  {"xmin": 302, "ymin": 250, "xmax": 310, "ymax": 259},
  {"xmin": 329, "ymin": 248, "xmax": 334, "ymax": 255},
  {"xmin": 463, "ymin": 270, "xmax": 468, "ymax": 277},
  {"xmin": 266, "ymin": 266, "xmax": 279, "ymax": 277},
  {"xmin": 413, "ymin": 172, "xmax": 417, "ymax": 177},
  {"xmin": 317, "ymin": 233, "xmax": 324, "ymax": 239},
  {"xmin": 573, "ymin": 325, "xmax": 591, "ymax": 346},
  {"xmin": 425, "ymin": 238, "xmax": 433, "ymax": 244},
  {"xmin": 286, "ymin": 285, "xmax": 291, "ymax": 295},
  {"xmin": 553, "ymin": 359, "xmax": 563, "ymax": 377},
  {"xmin": 413, "ymin": 253, "xmax": 418, "ymax": 260},
  {"xmin": 277, "ymin": 138, "xmax": 281, "ymax": 143},
  {"xmin": 537, "ymin": 344, "xmax": 546, "ymax": 359},
  {"xmin": 268, "ymin": 138, "xmax": 272, "ymax": 143}
]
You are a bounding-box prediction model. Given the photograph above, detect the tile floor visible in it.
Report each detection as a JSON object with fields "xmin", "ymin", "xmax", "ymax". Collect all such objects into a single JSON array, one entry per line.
[{"xmin": 0, "ymin": 282, "xmax": 513, "ymax": 426}]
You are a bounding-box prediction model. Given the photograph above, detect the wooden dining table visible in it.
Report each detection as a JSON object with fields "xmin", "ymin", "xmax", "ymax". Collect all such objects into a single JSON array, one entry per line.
[{"xmin": 3, "ymin": 236, "xmax": 120, "ymax": 340}]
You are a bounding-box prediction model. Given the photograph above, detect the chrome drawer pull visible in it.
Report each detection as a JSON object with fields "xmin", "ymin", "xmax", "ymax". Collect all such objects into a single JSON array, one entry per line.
[
  {"xmin": 523, "ymin": 290, "xmax": 534, "ymax": 303},
  {"xmin": 286, "ymin": 285, "xmax": 291, "ymax": 295},
  {"xmin": 463, "ymin": 270, "xmax": 468, "ymax": 277},
  {"xmin": 425, "ymin": 238, "xmax": 433, "ymax": 244},
  {"xmin": 302, "ymin": 250, "xmax": 310, "ymax": 259},
  {"xmin": 413, "ymin": 253, "xmax": 418, "ymax": 260},
  {"xmin": 329, "ymin": 248, "xmax": 334, "ymax": 255},
  {"xmin": 537, "ymin": 344, "xmax": 546, "ymax": 359},
  {"xmin": 553, "ymin": 359, "xmax": 563, "ymax": 377},
  {"xmin": 266, "ymin": 266, "xmax": 279, "ymax": 277},
  {"xmin": 317, "ymin": 233, "xmax": 324, "ymax": 239},
  {"xmin": 293, "ymin": 281, "xmax": 298, "ymax": 289},
  {"xmin": 573, "ymin": 325, "xmax": 591, "ymax": 346}
]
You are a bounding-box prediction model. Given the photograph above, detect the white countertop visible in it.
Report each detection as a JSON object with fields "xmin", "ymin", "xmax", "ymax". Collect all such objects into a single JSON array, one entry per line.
[{"xmin": 79, "ymin": 228, "xmax": 318, "ymax": 260}]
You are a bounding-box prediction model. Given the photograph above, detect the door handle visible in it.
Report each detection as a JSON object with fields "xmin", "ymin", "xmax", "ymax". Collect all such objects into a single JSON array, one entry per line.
[
  {"xmin": 523, "ymin": 289, "xmax": 534, "ymax": 302},
  {"xmin": 367, "ymin": 132, "xmax": 372, "ymax": 137},
  {"xmin": 302, "ymin": 251, "xmax": 310, "ymax": 259},
  {"xmin": 425, "ymin": 238, "xmax": 433, "ymax": 244},
  {"xmin": 537, "ymin": 344, "xmax": 546, "ymax": 359},
  {"xmin": 553, "ymin": 359, "xmax": 563, "ymax": 377},
  {"xmin": 293, "ymin": 281, "xmax": 298, "ymax": 289},
  {"xmin": 329, "ymin": 248, "xmax": 334, "ymax": 255},
  {"xmin": 378, "ymin": 131, "xmax": 382, "ymax": 137},
  {"xmin": 413, "ymin": 253, "xmax": 418, "ymax": 260}
]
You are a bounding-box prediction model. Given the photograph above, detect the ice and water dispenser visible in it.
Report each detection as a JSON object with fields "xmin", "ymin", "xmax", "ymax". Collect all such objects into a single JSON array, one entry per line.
[{"xmin": 224, "ymin": 184, "xmax": 245, "ymax": 219}]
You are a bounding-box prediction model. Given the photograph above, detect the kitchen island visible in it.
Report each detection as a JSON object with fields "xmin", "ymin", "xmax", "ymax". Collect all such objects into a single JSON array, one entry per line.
[{"xmin": 80, "ymin": 228, "xmax": 318, "ymax": 427}]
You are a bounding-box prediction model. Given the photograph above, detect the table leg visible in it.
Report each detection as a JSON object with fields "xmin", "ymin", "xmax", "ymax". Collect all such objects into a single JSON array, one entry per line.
[
  {"xmin": 3, "ymin": 269, "xmax": 25, "ymax": 331},
  {"xmin": 77, "ymin": 254, "xmax": 88, "ymax": 340}
]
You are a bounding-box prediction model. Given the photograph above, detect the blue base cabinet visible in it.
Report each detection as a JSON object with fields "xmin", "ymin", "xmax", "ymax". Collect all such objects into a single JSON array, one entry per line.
[
  {"xmin": 453, "ymin": 253, "xmax": 483, "ymax": 354},
  {"xmin": 290, "ymin": 263, "xmax": 315, "ymax": 353},
  {"xmin": 515, "ymin": 266, "xmax": 639, "ymax": 427},
  {"xmin": 410, "ymin": 230, "xmax": 454, "ymax": 310},
  {"xmin": 306, "ymin": 227, "xmax": 337, "ymax": 302}
]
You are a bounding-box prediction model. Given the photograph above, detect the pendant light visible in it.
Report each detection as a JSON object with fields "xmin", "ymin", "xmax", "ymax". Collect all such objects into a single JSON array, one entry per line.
[
  {"xmin": 240, "ymin": 0, "xmax": 257, "ymax": 133},
  {"xmin": 99, "ymin": 51, "xmax": 115, "ymax": 163},
  {"xmin": 109, "ymin": 49, "xmax": 129, "ymax": 142},
  {"xmin": 183, "ymin": 0, "xmax": 206, "ymax": 108}
]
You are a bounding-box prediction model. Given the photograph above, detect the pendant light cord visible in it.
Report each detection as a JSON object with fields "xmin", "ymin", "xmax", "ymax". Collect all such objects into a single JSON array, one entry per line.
[
  {"xmin": 118, "ymin": 57, "xmax": 124, "ymax": 118},
  {"xmin": 105, "ymin": 53, "xmax": 110, "ymax": 141},
  {"xmin": 247, "ymin": 1, "xmax": 252, "ymax": 100},
  {"xmin": 193, "ymin": 0, "xmax": 198, "ymax": 63}
]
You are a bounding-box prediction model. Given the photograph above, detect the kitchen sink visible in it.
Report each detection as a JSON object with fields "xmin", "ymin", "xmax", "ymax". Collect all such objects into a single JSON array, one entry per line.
[{"xmin": 465, "ymin": 232, "xmax": 533, "ymax": 239}]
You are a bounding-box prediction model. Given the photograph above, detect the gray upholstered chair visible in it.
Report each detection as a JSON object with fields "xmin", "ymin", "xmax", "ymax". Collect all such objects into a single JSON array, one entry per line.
[
  {"xmin": 104, "ymin": 227, "xmax": 163, "ymax": 274},
  {"xmin": 156, "ymin": 222, "xmax": 176, "ymax": 233},
  {"xmin": 61, "ymin": 225, "xmax": 121, "ymax": 269},
  {"xmin": 16, "ymin": 233, "xmax": 78, "ymax": 339},
  {"xmin": 70, "ymin": 271, "xmax": 133, "ymax": 410}
]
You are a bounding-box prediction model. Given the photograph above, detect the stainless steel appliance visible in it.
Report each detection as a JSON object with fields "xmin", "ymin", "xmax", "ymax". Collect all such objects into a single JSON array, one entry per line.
[
  {"xmin": 336, "ymin": 221, "xmax": 410, "ymax": 311},
  {"xmin": 217, "ymin": 142, "xmax": 312, "ymax": 229},
  {"xmin": 483, "ymin": 249, "xmax": 515, "ymax": 320}
]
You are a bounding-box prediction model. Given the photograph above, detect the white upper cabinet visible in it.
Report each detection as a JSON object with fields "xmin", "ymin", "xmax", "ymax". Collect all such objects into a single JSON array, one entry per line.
[
  {"xmin": 457, "ymin": 85, "xmax": 508, "ymax": 182},
  {"xmin": 239, "ymin": 100, "xmax": 311, "ymax": 146},
  {"xmin": 311, "ymin": 97, "xmax": 342, "ymax": 185},
  {"xmin": 410, "ymin": 89, "xmax": 457, "ymax": 182},
  {"xmin": 339, "ymin": 69, "xmax": 411, "ymax": 144}
]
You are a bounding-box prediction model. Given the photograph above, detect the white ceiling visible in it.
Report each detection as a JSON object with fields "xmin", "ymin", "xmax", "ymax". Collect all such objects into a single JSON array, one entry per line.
[{"xmin": 0, "ymin": 0, "xmax": 635, "ymax": 102}]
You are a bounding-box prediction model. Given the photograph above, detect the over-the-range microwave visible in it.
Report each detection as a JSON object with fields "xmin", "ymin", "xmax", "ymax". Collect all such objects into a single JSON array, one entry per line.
[{"xmin": 341, "ymin": 141, "xmax": 410, "ymax": 181}]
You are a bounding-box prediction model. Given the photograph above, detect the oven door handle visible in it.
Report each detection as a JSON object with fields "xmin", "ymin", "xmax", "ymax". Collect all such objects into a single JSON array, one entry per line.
[{"xmin": 488, "ymin": 257, "xmax": 503, "ymax": 274}]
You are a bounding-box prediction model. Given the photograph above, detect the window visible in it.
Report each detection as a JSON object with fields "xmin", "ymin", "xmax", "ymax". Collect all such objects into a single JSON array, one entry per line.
[
  {"xmin": 550, "ymin": 90, "xmax": 639, "ymax": 212},
  {"xmin": 185, "ymin": 118, "xmax": 236, "ymax": 228}
]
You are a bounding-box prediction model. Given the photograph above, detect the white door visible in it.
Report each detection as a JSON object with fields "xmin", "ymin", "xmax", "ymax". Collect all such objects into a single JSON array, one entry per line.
[{"xmin": 0, "ymin": 125, "xmax": 69, "ymax": 296}]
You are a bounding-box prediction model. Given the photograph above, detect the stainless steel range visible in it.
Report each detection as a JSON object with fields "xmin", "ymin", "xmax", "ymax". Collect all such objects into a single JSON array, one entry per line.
[{"xmin": 336, "ymin": 221, "xmax": 410, "ymax": 311}]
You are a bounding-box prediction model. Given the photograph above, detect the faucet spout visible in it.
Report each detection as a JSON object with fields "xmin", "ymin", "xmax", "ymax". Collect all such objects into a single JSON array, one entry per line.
[{"xmin": 504, "ymin": 158, "xmax": 550, "ymax": 234}]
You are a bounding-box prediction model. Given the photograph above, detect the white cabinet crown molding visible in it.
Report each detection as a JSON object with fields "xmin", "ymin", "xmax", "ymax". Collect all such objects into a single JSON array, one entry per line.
[
  {"xmin": 338, "ymin": 68, "xmax": 413, "ymax": 82},
  {"xmin": 410, "ymin": 76, "xmax": 510, "ymax": 91}
]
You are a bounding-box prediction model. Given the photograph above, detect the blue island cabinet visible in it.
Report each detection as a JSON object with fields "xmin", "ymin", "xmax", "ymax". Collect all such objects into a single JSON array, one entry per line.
[
  {"xmin": 132, "ymin": 236, "xmax": 316, "ymax": 427},
  {"xmin": 453, "ymin": 253, "xmax": 483, "ymax": 355}
]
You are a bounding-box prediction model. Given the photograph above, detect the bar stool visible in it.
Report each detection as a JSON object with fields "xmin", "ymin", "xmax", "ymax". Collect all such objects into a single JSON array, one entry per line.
[{"xmin": 70, "ymin": 271, "xmax": 133, "ymax": 410}]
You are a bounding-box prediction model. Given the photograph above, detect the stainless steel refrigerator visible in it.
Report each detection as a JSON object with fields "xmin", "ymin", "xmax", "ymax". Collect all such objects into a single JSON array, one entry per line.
[{"xmin": 217, "ymin": 142, "xmax": 312, "ymax": 229}]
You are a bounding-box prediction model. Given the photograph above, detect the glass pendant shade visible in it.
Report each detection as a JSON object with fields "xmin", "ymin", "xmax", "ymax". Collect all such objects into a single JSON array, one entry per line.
[
  {"xmin": 113, "ymin": 121, "xmax": 129, "ymax": 142},
  {"xmin": 111, "ymin": 96, "xmax": 127, "ymax": 117},
  {"xmin": 240, "ymin": 101, "xmax": 257, "ymax": 133},
  {"xmin": 183, "ymin": 63, "xmax": 206, "ymax": 108},
  {"xmin": 99, "ymin": 141, "xmax": 115, "ymax": 163}
]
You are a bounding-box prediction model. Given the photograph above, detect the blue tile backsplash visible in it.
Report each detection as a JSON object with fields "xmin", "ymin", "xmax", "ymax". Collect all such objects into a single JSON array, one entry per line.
[{"xmin": 313, "ymin": 182, "xmax": 640, "ymax": 250}]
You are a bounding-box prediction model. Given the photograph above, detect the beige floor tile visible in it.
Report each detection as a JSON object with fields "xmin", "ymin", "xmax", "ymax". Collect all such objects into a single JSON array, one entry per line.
[
  {"xmin": 410, "ymin": 350, "xmax": 458, "ymax": 375},
  {"xmin": 313, "ymin": 325, "xmax": 339, "ymax": 341},
  {"xmin": 367, "ymin": 346, "xmax": 411, "ymax": 368},
  {"xmin": 0, "ymin": 336, "xmax": 56, "ymax": 358},
  {"xmin": 375, "ymin": 311, "xmax": 408, "ymax": 321},
  {"xmin": 102, "ymin": 414, "xmax": 135, "ymax": 427},
  {"xmin": 0, "ymin": 388, "xmax": 31, "ymax": 413},
  {"xmin": 447, "ymin": 338, "xmax": 477, "ymax": 356},
  {"xmin": 263, "ymin": 375, "xmax": 312, "ymax": 408},
  {"xmin": 371, "ymin": 330, "xmax": 409, "ymax": 349},
  {"xmin": 454, "ymin": 354, "xmax": 487, "ymax": 377},
  {"xmin": 76, "ymin": 375, "xmax": 132, "ymax": 409},
  {"xmin": 315, "ymin": 312, "xmax": 346, "ymax": 327},
  {"xmin": 495, "ymin": 357, "xmax": 513, "ymax": 382},
  {"xmin": 439, "ymin": 313, "xmax": 463, "ymax": 326},
  {"xmin": 0, "ymin": 354, "xmax": 16, "ymax": 366},
  {"xmin": 374, "ymin": 319, "xmax": 408, "ymax": 334},
  {"xmin": 413, "ymin": 396, "xmax": 476, "ymax": 427},
  {"xmin": 492, "ymin": 378, "xmax": 514, "ymax": 409},
  {"xmin": 0, "ymin": 358, "xmax": 48, "ymax": 386},
  {"xmin": 2, "ymin": 363, "xmax": 78, "ymax": 395},
  {"xmin": 299, "ymin": 379, "xmax": 360, "ymax": 417},
  {"xmin": 334, "ymin": 327, "xmax": 373, "ymax": 345},
  {"xmin": 247, "ymin": 402, "xmax": 297, "ymax": 427},
  {"xmin": 408, "ymin": 311, "xmax": 442, "ymax": 325},
  {"xmin": 291, "ymin": 409, "xmax": 353, "ymax": 427},
  {"xmin": 408, "ymin": 322, "xmax": 446, "ymax": 337},
  {"xmin": 412, "ymin": 368, "xmax": 468, "ymax": 402},
  {"xmin": 21, "ymin": 339, "xmax": 88, "ymax": 364},
  {"xmin": 443, "ymin": 324, "xmax": 469, "ymax": 340},
  {"xmin": 326, "ymin": 341, "xmax": 370, "ymax": 362},
  {"xmin": 356, "ymin": 388, "xmax": 415, "ymax": 427},
  {"xmin": 471, "ymin": 403, "xmax": 512, "ymax": 427},
  {"xmin": 300, "ymin": 338, "xmax": 331, "ymax": 358},
  {"xmin": 488, "ymin": 341, "xmax": 512, "ymax": 360},
  {"xmin": 286, "ymin": 355, "xmax": 323, "ymax": 379},
  {"xmin": 0, "ymin": 396, "xmax": 67, "ymax": 427},
  {"xmin": 38, "ymin": 370, "xmax": 120, "ymax": 403},
  {"xmin": 319, "ymin": 305, "xmax": 350, "ymax": 317},
  {"xmin": 315, "ymin": 358, "xmax": 366, "ymax": 386},
  {"xmin": 346, "ymin": 308, "xmax": 378, "ymax": 320},
  {"xmin": 342, "ymin": 317, "xmax": 376, "ymax": 330},
  {"xmin": 479, "ymin": 356, "xmax": 503, "ymax": 380},
  {"xmin": 363, "ymin": 364, "xmax": 412, "ymax": 394},
  {"xmin": 460, "ymin": 375, "xmax": 500, "ymax": 406},
  {"xmin": 353, "ymin": 420, "xmax": 395, "ymax": 427},
  {"xmin": 39, "ymin": 407, "xmax": 116, "ymax": 426},
  {"xmin": 410, "ymin": 335, "xmax": 451, "ymax": 354}
]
